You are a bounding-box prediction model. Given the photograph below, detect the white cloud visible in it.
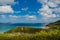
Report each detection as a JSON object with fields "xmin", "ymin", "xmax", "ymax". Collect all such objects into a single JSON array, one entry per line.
[
  {"xmin": 38, "ymin": 0, "xmax": 60, "ymax": 7},
  {"xmin": 47, "ymin": 2, "xmax": 58, "ymax": 7},
  {"xmin": 38, "ymin": 5, "xmax": 56, "ymax": 18},
  {"xmin": 0, "ymin": 0, "xmax": 17, "ymax": 14},
  {"xmin": 0, "ymin": 6, "xmax": 14, "ymax": 13},
  {"xmin": 38, "ymin": 5, "xmax": 59, "ymax": 20},
  {"xmin": 38, "ymin": 0, "xmax": 48, "ymax": 4},
  {"xmin": 25, "ymin": 15, "xmax": 37, "ymax": 20},
  {"xmin": 38, "ymin": 0, "xmax": 60, "ymax": 20},
  {"xmin": 9, "ymin": 15, "xmax": 18, "ymax": 19},
  {"xmin": 38, "ymin": 5, "xmax": 52, "ymax": 15},
  {"xmin": 52, "ymin": 7, "xmax": 60, "ymax": 13},
  {"xmin": 0, "ymin": 0, "xmax": 16, "ymax": 5},
  {"xmin": 21, "ymin": 7, "xmax": 28, "ymax": 11},
  {"xmin": 9, "ymin": 15, "xmax": 37, "ymax": 20},
  {"xmin": 49, "ymin": 0, "xmax": 60, "ymax": 5}
]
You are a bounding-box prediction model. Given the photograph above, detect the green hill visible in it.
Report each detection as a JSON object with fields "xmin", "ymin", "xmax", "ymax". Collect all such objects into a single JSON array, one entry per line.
[{"xmin": 46, "ymin": 20, "xmax": 60, "ymax": 29}]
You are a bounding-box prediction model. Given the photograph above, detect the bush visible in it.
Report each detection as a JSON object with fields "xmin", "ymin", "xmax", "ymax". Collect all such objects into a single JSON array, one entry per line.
[{"xmin": 0, "ymin": 29, "xmax": 60, "ymax": 40}]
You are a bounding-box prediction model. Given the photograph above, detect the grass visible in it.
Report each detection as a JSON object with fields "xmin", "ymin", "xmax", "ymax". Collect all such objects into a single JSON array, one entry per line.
[{"xmin": 0, "ymin": 29, "xmax": 60, "ymax": 40}]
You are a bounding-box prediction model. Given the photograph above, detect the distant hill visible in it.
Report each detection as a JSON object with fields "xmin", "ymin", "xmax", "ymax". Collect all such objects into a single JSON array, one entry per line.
[
  {"xmin": 46, "ymin": 20, "xmax": 60, "ymax": 29},
  {"xmin": 46, "ymin": 20, "xmax": 60, "ymax": 26}
]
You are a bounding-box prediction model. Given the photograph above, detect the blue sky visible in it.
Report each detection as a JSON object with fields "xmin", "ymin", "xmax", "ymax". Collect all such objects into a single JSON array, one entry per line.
[{"xmin": 0, "ymin": 0, "xmax": 60, "ymax": 23}]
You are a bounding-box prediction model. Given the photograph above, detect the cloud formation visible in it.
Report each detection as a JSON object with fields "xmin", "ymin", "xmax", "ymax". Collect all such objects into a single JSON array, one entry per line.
[
  {"xmin": 38, "ymin": 0, "xmax": 60, "ymax": 20},
  {"xmin": 26, "ymin": 15, "xmax": 37, "ymax": 20},
  {"xmin": 0, "ymin": 0, "xmax": 16, "ymax": 5},
  {"xmin": 38, "ymin": 5, "xmax": 58, "ymax": 18},
  {"xmin": 8, "ymin": 15, "xmax": 37, "ymax": 21},
  {"xmin": 0, "ymin": 0, "xmax": 18, "ymax": 14},
  {"xmin": 38, "ymin": 0, "xmax": 60, "ymax": 7},
  {"xmin": 0, "ymin": 6, "xmax": 14, "ymax": 13},
  {"xmin": 9, "ymin": 15, "xmax": 18, "ymax": 19}
]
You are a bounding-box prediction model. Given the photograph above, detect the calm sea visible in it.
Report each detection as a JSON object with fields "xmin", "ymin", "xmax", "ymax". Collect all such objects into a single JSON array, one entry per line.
[{"xmin": 0, "ymin": 23, "xmax": 45, "ymax": 33}]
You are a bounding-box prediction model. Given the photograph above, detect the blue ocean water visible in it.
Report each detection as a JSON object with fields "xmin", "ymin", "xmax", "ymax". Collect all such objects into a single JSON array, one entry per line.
[{"xmin": 0, "ymin": 23, "xmax": 45, "ymax": 33}]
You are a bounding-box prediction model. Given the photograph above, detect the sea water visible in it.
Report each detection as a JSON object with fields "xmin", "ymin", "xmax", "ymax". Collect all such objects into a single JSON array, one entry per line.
[{"xmin": 0, "ymin": 23, "xmax": 45, "ymax": 33}]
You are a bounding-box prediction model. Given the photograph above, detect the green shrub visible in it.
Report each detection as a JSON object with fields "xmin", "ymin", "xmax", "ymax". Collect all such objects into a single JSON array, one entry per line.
[{"xmin": 0, "ymin": 29, "xmax": 60, "ymax": 40}]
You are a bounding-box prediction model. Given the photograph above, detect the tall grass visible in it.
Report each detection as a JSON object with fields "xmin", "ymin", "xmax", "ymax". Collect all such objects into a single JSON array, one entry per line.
[{"xmin": 0, "ymin": 29, "xmax": 60, "ymax": 40}]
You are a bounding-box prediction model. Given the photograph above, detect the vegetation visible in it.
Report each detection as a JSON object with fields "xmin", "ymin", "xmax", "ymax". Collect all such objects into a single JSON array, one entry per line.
[
  {"xmin": 0, "ymin": 20, "xmax": 60, "ymax": 40},
  {"xmin": 0, "ymin": 29, "xmax": 60, "ymax": 40},
  {"xmin": 46, "ymin": 20, "xmax": 60, "ymax": 29}
]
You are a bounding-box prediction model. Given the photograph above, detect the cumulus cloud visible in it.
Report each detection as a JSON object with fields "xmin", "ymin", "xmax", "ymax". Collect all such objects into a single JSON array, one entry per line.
[
  {"xmin": 9, "ymin": 15, "xmax": 18, "ymax": 19},
  {"xmin": 38, "ymin": 5, "xmax": 57, "ymax": 18},
  {"xmin": 38, "ymin": 0, "xmax": 60, "ymax": 7},
  {"xmin": 0, "ymin": 6, "xmax": 14, "ymax": 13},
  {"xmin": 38, "ymin": 0, "xmax": 60, "ymax": 20},
  {"xmin": 52, "ymin": 7, "xmax": 60, "ymax": 13},
  {"xmin": 38, "ymin": 0, "xmax": 48, "ymax": 4},
  {"xmin": 9, "ymin": 15, "xmax": 37, "ymax": 20},
  {"xmin": 0, "ymin": 0, "xmax": 17, "ymax": 14},
  {"xmin": 47, "ymin": 2, "xmax": 58, "ymax": 7},
  {"xmin": 0, "ymin": 0, "xmax": 16, "ymax": 5},
  {"xmin": 49, "ymin": 0, "xmax": 60, "ymax": 5},
  {"xmin": 26, "ymin": 15, "xmax": 37, "ymax": 20}
]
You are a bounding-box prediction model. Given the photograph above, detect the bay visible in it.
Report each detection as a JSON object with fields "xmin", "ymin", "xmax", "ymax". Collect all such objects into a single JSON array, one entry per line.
[{"xmin": 0, "ymin": 23, "xmax": 45, "ymax": 33}]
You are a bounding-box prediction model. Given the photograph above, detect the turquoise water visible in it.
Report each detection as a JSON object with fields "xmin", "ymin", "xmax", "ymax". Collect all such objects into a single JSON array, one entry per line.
[{"xmin": 0, "ymin": 23, "xmax": 44, "ymax": 33}]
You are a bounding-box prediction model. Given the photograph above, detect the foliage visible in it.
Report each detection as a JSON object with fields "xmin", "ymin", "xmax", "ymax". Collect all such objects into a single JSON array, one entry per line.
[
  {"xmin": 0, "ymin": 29, "xmax": 60, "ymax": 40},
  {"xmin": 46, "ymin": 20, "xmax": 60, "ymax": 29}
]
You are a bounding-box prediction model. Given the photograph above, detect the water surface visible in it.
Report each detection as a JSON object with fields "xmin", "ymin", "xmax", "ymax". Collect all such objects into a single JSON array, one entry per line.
[{"xmin": 0, "ymin": 23, "xmax": 45, "ymax": 33}]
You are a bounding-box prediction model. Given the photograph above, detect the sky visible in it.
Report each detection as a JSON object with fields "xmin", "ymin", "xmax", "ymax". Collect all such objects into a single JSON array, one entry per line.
[{"xmin": 0, "ymin": 0, "xmax": 60, "ymax": 23}]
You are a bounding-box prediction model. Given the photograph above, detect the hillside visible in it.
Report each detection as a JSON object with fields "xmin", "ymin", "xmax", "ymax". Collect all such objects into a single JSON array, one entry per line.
[{"xmin": 46, "ymin": 20, "xmax": 60, "ymax": 29}]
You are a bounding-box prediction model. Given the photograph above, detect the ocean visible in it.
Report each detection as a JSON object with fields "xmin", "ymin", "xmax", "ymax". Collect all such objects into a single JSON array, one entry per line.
[{"xmin": 0, "ymin": 23, "xmax": 45, "ymax": 33}]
